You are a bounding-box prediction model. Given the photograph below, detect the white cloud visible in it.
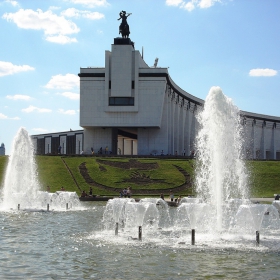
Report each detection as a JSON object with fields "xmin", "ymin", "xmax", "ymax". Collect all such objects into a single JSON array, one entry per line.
[
  {"xmin": 46, "ymin": 35, "xmax": 78, "ymax": 44},
  {"xmin": 0, "ymin": 61, "xmax": 34, "ymax": 77},
  {"xmin": 58, "ymin": 109, "xmax": 76, "ymax": 115},
  {"xmin": 0, "ymin": 113, "xmax": 20, "ymax": 120},
  {"xmin": 2, "ymin": 9, "xmax": 79, "ymax": 43},
  {"xmin": 165, "ymin": 0, "xmax": 183, "ymax": 6},
  {"xmin": 0, "ymin": 113, "xmax": 8, "ymax": 119},
  {"xmin": 59, "ymin": 92, "xmax": 80, "ymax": 100},
  {"xmin": 45, "ymin": 74, "xmax": 79, "ymax": 90},
  {"xmin": 181, "ymin": 1, "xmax": 195, "ymax": 11},
  {"xmin": 65, "ymin": 0, "xmax": 110, "ymax": 8},
  {"xmin": 198, "ymin": 0, "xmax": 219, "ymax": 8},
  {"xmin": 22, "ymin": 105, "xmax": 52, "ymax": 113},
  {"xmin": 6, "ymin": 94, "xmax": 32, "ymax": 100},
  {"xmin": 5, "ymin": 0, "xmax": 19, "ymax": 7},
  {"xmin": 249, "ymin": 68, "xmax": 277, "ymax": 77},
  {"xmin": 32, "ymin": 128, "xmax": 49, "ymax": 133},
  {"xmin": 61, "ymin": 8, "xmax": 104, "ymax": 20},
  {"xmin": 166, "ymin": 0, "xmax": 221, "ymax": 11}
]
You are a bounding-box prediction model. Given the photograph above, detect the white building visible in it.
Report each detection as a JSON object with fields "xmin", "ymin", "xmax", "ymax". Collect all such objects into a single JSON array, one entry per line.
[
  {"xmin": 79, "ymin": 37, "xmax": 203, "ymax": 156},
  {"xmin": 32, "ymin": 37, "xmax": 280, "ymax": 159},
  {"xmin": 32, "ymin": 130, "xmax": 83, "ymax": 155}
]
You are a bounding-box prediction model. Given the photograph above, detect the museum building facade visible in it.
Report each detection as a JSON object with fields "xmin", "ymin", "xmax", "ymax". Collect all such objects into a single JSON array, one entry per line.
[{"xmin": 31, "ymin": 38, "xmax": 280, "ymax": 159}]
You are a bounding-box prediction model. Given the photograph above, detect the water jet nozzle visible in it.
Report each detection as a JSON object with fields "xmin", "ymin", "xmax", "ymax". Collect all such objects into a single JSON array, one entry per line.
[
  {"xmin": 191, "ymin": 229, "xmax": 195, "ymax": 245},
  {"xmin": 138, "ymin": 226, "xmax": 142, "ymax": 241},
  {"xmin": 256, "ymin": 230, "xmax": 260, "ymax": 246}
]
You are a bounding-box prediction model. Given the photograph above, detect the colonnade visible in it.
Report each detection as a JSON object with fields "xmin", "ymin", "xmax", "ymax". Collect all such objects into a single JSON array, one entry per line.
[
  {"xmin": 244, "ymin": 118, "xmax": 280, "ymax": 160},
  {"xmin": 162, "ymin": 83, "xmax": 280, "ymax": 159},
  {"xmin": 165, "ymin": 85, "xmax": 199, "ymax": 156}
]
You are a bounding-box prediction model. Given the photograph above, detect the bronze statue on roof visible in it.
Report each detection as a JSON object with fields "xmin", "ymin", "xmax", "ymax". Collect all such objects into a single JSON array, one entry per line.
[{"xmin": 118, "ymin": 10, "xmax": 131, "ymax": 38}]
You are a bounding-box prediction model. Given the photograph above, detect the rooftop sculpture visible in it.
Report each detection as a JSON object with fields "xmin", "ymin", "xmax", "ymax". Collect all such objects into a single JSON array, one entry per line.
[{"xmin": 118, "ymin": 10, "xmax": 131, "ymax": 38}]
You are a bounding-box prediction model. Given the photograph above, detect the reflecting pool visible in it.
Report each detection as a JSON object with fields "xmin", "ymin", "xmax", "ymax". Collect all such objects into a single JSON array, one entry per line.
[{"xmin": 0, "ymin": 202, "xmax": 279, "ymax": 280}]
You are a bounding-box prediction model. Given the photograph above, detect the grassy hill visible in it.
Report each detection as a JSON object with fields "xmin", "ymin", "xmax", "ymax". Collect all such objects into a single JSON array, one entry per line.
[
  {"xmin": 0, "ymin": 156, "xmax": 8, "ymax": 185},
  {"xmin": 0, "ymin": 155, "xmax": 280, "ymax": 198},
  {"xmin": 248, "ymin": 161, "xmax": 280, "ymax": 197},
  {"xmin": 37, "ymin": 156, "xmax": 195, "ymax": 196}
]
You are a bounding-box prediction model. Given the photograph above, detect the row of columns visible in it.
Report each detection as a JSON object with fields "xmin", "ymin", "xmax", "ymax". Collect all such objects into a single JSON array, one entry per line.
[
  {"xmin": 165, "ymin": 101, "xmax": 280, "ymax": 160},
  {"xmin": 166, "ymin": 86, "xmax": 198, "ymax": 156},
  {"xmin": 247, "ymin": 119, "xmax": 280, "ymax": 160}
]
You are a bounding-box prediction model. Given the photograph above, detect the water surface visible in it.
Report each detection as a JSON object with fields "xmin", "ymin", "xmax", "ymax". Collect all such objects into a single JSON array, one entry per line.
[{"xmin": 0, "ymin": 202, "xmax": 279, "ymax": 280}]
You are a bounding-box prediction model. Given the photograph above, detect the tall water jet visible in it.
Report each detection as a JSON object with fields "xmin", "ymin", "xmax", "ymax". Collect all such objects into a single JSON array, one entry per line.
[
  {"xmin": 1, "ymin": 127, "xmax": 41, "ymax": 209},
  {"xmin": 1, "ymin": 128, "xmax": 82, "ymax": 211},
  {"xmin": 195, "ymin": 86, "xmax": 249, "ymax": 231},
  {"xmin": 100, "ymin": 87, "xmax": 279, "ymax": 246}
]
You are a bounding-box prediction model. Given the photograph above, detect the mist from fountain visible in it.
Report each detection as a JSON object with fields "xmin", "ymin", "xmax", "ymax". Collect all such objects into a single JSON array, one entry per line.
[
  {"xmin": 100, "ymin": 87, "xmax": 280, "ymax": 247},
  {"xmin": 1, "ymin": 127, "xmax": 40, "ymax": 210},
  {"xmin": 0, "ymin": 127, "xmax": 81, "ymax": 211},
  {"xmin": 195, "ymin": 86, "xmax": 250, "ymax": 231}
]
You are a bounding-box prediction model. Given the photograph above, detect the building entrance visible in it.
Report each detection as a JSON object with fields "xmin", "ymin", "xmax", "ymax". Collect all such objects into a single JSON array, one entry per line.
[{"xmin": 116, "ymin": 128, "xmax": 137, "ymax": 155}]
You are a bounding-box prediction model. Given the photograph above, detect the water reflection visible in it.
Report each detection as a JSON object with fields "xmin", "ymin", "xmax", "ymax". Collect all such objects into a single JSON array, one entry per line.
[{"xmin": 0, "ymin": 203, "xmax": 279, "ymax": 279}]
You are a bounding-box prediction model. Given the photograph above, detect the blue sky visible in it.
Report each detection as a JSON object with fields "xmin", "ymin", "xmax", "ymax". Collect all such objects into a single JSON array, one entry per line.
[{"xmin": 0, "ymin": 0, "xmax": 279, "ymax": 155}]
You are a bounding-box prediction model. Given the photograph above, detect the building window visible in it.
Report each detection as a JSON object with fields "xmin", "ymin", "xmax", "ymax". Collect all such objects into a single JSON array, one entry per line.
[{"xmin": 109, "ymin": 97, "xmax": 134, "ymax": 106}]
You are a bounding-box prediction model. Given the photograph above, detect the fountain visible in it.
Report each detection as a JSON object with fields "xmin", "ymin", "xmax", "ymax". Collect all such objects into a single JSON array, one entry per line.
[
  {"xmin": 0, "ymin": 127, "xmax": 81, "ymax": 211},
  {"xmin": 193, "ymin": 87, "xmax": 280, "ymax": 242},
  {"xmin": 101, "ymin": 87, "xmax": 280, "ymax": 246},
  {"xmin": 195, "ymin": 86, "xmax": 249, "ymax": 230},
  {"xmin": 0, "ymin": 92, "xmax": 280, "ymax": 279},
  {"xmin": 102, "ymin": 197, "xmax": 166, "ymax": 239}
]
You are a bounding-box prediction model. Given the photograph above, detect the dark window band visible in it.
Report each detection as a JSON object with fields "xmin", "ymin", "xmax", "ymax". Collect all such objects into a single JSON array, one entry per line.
[{"xmin": 109, "ymin": 97, "xmax": 134, "ymax": 106}]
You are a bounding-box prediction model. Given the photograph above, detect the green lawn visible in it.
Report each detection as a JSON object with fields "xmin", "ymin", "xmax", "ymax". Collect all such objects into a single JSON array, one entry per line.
[
  {"xmin": 249, "ymin": 161, "xmax": 280, "ymax": 197},
  {"xmin": 62, "ymin": 157, "xmax": 100, "ymax": 195},
  {"xmin": 0, "ymin": 156, "xmax": 8, "ymax": 186},
  {"xmin": 35, "ymin": 156, "xmax": 79, "ymax": 193},
  {"xmin": 86, "ymin": 158, "xmax": 189, "ymax": 189},
  {"xmin": 59, "ymin": 157, "xmax": 195, "ymax": 196},
  {"xmin": 1, "ymin": 155, "xmax": 280, "ymax": 198}
]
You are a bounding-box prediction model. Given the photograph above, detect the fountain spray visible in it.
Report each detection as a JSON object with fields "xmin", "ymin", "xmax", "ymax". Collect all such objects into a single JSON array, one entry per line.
[
  {"xmin": 195, "ymin": 87, "xmax": 249, "ymax": 231},
  {"xmin": 2, "ymin": 127, "xmax": 41, "ymax": 209}
]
